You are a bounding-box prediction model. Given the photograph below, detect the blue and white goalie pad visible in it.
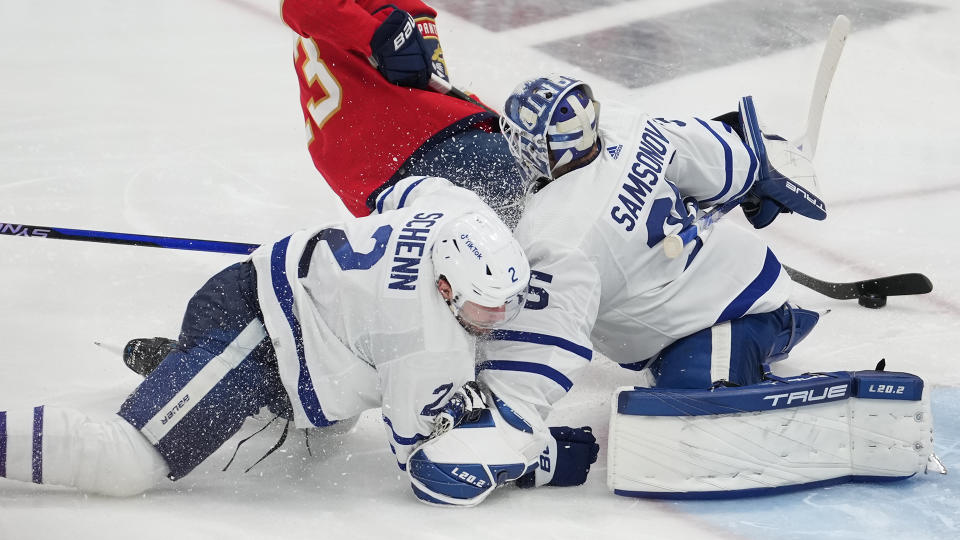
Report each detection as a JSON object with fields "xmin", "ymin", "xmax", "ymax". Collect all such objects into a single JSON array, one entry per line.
[{"xmin": 608, "ymin": 371, "xmax": 941, "ymax": 499}]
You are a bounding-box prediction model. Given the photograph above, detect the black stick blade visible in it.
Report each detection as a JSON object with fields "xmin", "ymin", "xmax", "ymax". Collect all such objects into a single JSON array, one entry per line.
[{"xmin": 783, "ymin": 265, "xmax": 933, "ymax": 300}]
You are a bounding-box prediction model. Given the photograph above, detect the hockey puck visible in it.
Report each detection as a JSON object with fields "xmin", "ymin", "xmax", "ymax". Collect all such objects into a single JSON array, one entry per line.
[{"xmin": 858, "ymin": 293, "xmax": 887, "ymax": 309}]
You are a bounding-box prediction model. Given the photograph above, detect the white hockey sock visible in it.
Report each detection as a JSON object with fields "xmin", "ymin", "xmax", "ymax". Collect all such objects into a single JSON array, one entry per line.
[{"xmin": 0, "ymin": 405, "xmax": 169, "ymax": 496}]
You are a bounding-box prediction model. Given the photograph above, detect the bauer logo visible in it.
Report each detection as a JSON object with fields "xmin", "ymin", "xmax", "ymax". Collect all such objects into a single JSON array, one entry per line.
[
  {"xmin": 393, "ymin": 17, "xmax": 416, "ymax": 51},
  {"xmin": 0, "ymin": 223, "xmax": 50, "ymax": 237},
  {"xmin": 160, "ymin": 394, "xmax": 191, "ymax": 425}
]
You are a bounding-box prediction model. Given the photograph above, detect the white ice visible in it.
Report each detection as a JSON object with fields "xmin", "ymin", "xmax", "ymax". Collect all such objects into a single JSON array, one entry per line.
[{"xmin": 1, "ymin": 1, "xmax": 958, "ymax": 539}]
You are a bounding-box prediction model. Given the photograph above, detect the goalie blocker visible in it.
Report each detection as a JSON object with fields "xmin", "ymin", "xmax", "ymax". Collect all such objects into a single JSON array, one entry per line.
[{"xmin": 608, "ymin": 370, "xmax": 945, "ymax": 499}]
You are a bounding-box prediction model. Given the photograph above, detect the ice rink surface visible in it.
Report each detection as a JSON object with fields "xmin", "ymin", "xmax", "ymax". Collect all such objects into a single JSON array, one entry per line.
[{"xmin": 1, "ymin": 0, "xmax": 958, "ymax": 538}]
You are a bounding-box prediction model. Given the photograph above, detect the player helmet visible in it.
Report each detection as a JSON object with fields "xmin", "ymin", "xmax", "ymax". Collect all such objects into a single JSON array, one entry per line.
[
  {"xmin": 500, "ymin": 74, "xmax": 600, "ymax": 191},
  {"xmin": 431, "ymin": 212, "xmax": 530, "ymax": 331}
]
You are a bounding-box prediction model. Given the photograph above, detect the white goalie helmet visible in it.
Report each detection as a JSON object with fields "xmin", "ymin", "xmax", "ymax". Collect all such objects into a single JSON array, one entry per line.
[{"xmin": 431, "ymin": 212, "xmax": 530, "ymax": 331}]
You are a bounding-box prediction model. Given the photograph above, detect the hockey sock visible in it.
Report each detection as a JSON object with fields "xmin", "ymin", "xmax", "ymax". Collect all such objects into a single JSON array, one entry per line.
[{"xmin": 0, "ymin": 405, "xmax": 169, "ymax": 495}]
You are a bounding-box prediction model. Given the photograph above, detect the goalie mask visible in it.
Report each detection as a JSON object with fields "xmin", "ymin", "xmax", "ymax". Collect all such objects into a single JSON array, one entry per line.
[
  {"xmin": 500, "ymin": 74, "xmax": 600, "ymax": 191},
  {"xmin": 431, "ymin": 212, "xmax": 530, "ymax": 331}
]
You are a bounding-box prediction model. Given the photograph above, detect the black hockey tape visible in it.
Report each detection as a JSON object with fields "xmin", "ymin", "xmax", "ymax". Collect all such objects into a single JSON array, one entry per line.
[{"xmin": 858, "ymin": 293, "xmax": 887, "ymax": 309}]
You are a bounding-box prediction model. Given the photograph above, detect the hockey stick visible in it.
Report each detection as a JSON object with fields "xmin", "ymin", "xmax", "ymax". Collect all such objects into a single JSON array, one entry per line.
[
  {"xmin": 0, "ymin": 221, "xmax": 259, "ymax": 255},
  {"xmin": 661, "ymin": 199, "xmax": 740, "ymax": 258},
  {"xmin": 782, "ymin": 265, "xmax": 932, "ymax": 308},
  {"xmin": 429, "ymin": 74, "xmax": 500, "ymax": 116},
  {"xmin": 794, "ymin": 14, "xmax": 850, "ymax": 160},
  {"xmin": 663, "ymin": 14, "xmax": 850, "ymax": 258}
]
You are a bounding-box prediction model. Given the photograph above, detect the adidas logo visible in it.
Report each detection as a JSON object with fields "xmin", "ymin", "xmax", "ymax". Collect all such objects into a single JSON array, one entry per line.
[{"xmin": 607, "ymin": 145, "xmax": 623, "ymax": 159}]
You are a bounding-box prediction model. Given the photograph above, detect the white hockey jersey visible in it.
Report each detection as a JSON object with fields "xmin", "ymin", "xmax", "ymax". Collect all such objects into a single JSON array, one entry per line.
[
  {"xmin": 481, "ymin": 109, "xmax": 793, "ymax": 419},
  {"xmin": 250, "ymin": 178, "xmax": 499, "ymax": 467}
]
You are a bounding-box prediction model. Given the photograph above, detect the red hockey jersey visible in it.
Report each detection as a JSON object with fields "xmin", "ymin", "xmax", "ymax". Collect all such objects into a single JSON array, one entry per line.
[{"xmin": 281, "ymin": 0, "xmax": 494, "ymax": 216}]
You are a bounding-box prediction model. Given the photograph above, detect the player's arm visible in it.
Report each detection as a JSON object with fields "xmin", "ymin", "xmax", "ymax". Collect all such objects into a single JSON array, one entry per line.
[
  {"xmin": 375, "ymin": 349, "xmax": 475, "ymax": 468},
  {"xmin": 653, "ymin": 116, "xmax": 758, "ymax": 207},
  {"xmin": 480, "ymin": 239, "xmax": 601, "ymax": 420},
  {"xmin": 280, "ymin": 0, "xmax": 435, "ymax": 51},
  {"xmin": 281, "ymin": 1, "xmax": 446, "ymax": 89}
]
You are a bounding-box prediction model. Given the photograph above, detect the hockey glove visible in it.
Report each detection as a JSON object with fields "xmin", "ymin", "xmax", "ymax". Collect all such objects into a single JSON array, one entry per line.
[
  {"xmin": 413, "ymin": 15, "xmax": 449, "ymax": 86},
  {"xmin": 432, "ymin": 381, "xmax": 487, "ymax": 437},
  {"xmin": 370, "ymin": 9, "xmax": 434, "ymax": 89},
  {"xmin": 737, "ymin": 96, "xmax": 825, "ymax": 229},
  {"xmin": 516, "ymin": 426, "xmax": 599, "ymax": 488},
  {"xmin": 740, "ymin": 193, "xmax": 787, "ymax": 229}
]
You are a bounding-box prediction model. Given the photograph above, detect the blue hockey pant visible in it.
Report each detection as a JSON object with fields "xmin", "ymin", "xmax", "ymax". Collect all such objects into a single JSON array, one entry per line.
[{"xmin": 117, "ymin": 262, "xmax": 291, "ymax": 480}]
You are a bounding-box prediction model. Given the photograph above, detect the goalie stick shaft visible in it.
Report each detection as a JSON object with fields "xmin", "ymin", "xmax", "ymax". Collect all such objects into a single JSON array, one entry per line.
[
  {"xmin": 797, "ymin": 14, "xmax": 850, "ymax": 159},
  {"xmin": 0, "ymin": 221, "xmax": 259, "ymax": 255},
  {"xmin": 661, "ymin": 199, "xmax": 740, "ymax": 258}
]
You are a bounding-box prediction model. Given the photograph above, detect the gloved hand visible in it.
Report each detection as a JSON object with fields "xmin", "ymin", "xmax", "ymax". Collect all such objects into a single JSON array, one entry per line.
[
  {"xmin": 432, "ymin": 381, "xmax": 487, "ymax": 436},
  {"xmin": 369, "ymin": 9, "xmax": 434, "ymax": 89},
  {"xmin": 413, "ymin": 14, "xmax": 449, "ymax": 86},
  {"xmin": 736, "ymin": 96, "xmax": 825, "ymax": 229},
  {"xmin": 516, "ymin": 426, "xmax": 599, "ymax": 488},
  {"xmin": 740, "ymin": 192, "xmax": 787, "ymax": 229}
]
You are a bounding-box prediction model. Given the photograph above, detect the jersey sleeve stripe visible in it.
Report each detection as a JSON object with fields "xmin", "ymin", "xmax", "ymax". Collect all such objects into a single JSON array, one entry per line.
[
  {"xmin": 270, "ymin": 237, "xmax": 333, "ymax": 427},
  {"xmin": 695, "ymin": 118, "xmax": 734, "ymax": 204},
  {"xmin": 375, "ymin": 183, "xmax": 397, "ymax": 213},
  {"xmin": 488, "ymin": 330, "xmax": 593, "ymax": 360},
  {"xmin": 730, "ymin": 134, "xmax": 758, "ymax": 201},
  {"xmin": 382, "ymin": 415, "xmax": 429, "ymax": 446},
  {"xmin": 396, "ymin": 177, "xmax": 428, "ymax": 209},
  {"xmin": 715, "ymin": 247, "xmax": 782, "ymax": 323},
  {"xmin": 481, "ymin": 360, "xmax": 575, "ymax": 392}
]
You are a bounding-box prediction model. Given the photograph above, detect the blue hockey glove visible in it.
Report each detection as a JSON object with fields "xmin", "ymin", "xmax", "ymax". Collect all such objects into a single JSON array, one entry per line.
[
  {"xmin": 370, "ymin": 9, "xmax": 433, "ymax": 89},
  {"xmin": 738, "ymin": 96, "xmax": 826, "ymax": 229},
  {"xmin": 516, "ymin": 426, "xmax": 599, "ymax": 488},
  {"xmin": 740, "ymin": 193, "xmax": 787, "ymax": 229}
]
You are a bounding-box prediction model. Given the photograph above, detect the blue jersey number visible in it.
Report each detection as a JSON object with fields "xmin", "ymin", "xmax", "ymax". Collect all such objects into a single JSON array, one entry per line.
[
  {"xmin": 525, "ymin": 270, "xmax": 553, "ymax": 310},
  {"xmin": 644, "ymin": 184, "xmax": 694, "ymax": 248},
  {"xmin": 299, "ymin": 225, "xmax": 392, "ymax": 277},
  {"xmin": 421, "ymin": 383, "xmax": 454, "ymax": 416}
]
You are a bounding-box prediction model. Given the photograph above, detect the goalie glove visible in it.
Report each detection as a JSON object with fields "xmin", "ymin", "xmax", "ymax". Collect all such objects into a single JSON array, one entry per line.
[
  {"xmin": 432, "ymin": 381, "xmax": 487, "ymax": 437},
  {"xmin": 738, "ymin": 96, "xmax": 825, "ymax": 228},
  {"xmin": 516, "ymin": 426, "xmax": 599, "ymax": 488}
]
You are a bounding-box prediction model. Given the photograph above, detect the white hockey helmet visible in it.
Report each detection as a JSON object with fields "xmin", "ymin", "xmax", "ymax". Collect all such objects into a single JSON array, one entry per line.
[{"xmin": 431, "ymin": 212, "xmax": 530, "ymax": 330}]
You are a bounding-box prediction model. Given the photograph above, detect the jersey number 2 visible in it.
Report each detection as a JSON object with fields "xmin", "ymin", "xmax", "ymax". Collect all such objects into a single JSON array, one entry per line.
[{"xmin": 298, "ymin": 225, "xmax": 392, "ymax": 277}]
